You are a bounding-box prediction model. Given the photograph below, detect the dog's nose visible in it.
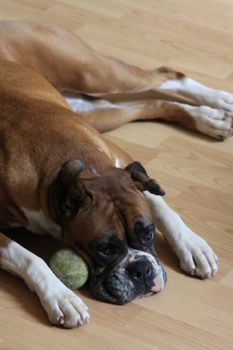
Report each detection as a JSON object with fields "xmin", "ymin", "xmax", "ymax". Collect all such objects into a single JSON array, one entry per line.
[{"xmin": 127, "ymin": 258, "xmax": 153, "ymax": 281}]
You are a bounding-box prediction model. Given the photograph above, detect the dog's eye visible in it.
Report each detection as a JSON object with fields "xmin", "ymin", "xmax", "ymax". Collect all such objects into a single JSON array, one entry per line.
[
  {"xmin": 98, "ymin": 246, "xmax": 114, "ymax": 256},
  {"xmin": 134, "ymin": 222, "xmax": 155, "ymax": 247},
  {"xmin": 96, "ymin": 244, "xmax": 122, "ymax": 261},
  {"xmin": 92, "ymin": 235, "xmax": 127, "ymax": 264}
]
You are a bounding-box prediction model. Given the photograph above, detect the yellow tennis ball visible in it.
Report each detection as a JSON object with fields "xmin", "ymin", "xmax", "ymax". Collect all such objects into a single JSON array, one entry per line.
[{"xmin": 49, "ymin": 248, "xmax": 89, "ymax": 289}]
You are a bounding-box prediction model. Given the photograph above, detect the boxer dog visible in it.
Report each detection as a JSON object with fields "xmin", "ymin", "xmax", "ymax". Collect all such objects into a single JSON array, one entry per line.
[{"xmin": 0, "ymin": 21, "xmax": 227, "ymax": 328}]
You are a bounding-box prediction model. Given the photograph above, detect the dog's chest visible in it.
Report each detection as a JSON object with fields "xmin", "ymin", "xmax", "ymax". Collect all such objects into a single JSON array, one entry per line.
[{"xmin": 21, "ymin": 208, "xmax": 62, "ymax": 239}]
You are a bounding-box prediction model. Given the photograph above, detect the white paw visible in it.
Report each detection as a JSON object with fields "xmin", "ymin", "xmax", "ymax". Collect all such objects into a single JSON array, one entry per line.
[
  {"xmin": 40, "ymin": 285, "xmax": 90, "ymax": 328},
  {"xmin": 23, "ymin": 257, "xmax": 90, "ymax": 328},
  {"xmin": 174, "ymin": 228, "xmax": 218, "ymax": 279},
  {"xmin": 208, "ymin": 90, "xmax": 233, "ymax": 112},
  {"xmin": 195, "ymin": 106, "xmax": 233, "ymax": 139}
]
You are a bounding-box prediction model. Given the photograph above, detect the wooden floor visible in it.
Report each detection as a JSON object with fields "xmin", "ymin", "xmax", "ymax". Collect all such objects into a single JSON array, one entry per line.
[{"xmin": 1, "ymin": 1, "xmax": 233, "ymax": 349}]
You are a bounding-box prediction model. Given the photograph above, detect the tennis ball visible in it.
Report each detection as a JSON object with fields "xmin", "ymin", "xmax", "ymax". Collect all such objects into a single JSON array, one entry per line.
[{"xmin": 49, "ymin": 248, "xmax": 89, "ymax": 289}]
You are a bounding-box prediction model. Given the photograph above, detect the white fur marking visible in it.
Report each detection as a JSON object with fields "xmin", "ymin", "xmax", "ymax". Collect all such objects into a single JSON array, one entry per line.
[
  {"xmin": 160, "ymin": 77, "xmax": 233, "ymax": 113},
  {"xmin": 115, "ymin": 158, "xmax": 122, "ymax": 168},
  {"xmin": 160, "ymin": 78, "xmax": 217, "ymax": 103},
  {"xmin": 128, "ymin": 248, "xmax": 166, "ymax": 290},
  {"xmin": 64, "ymin": 95, "xmax": 122, "ymax": 113},
  {"xmin": 65, "ymin": 96, "xmax": 96, "ymax": 112},
  {"xmin": 21, "ymin": 208, "xmax": 61, "ymax": 239}
]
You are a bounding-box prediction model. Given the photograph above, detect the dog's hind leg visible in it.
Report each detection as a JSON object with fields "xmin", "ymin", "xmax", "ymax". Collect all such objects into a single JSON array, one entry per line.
[
  {"xmin": 34, "ymin": 23, "xmax": 232, "ymax": 135},
  {"xmin": 0, "ymin": 22, "xmax": 194, "ymax": 104},
  {"xmin": 3, "ymin": 21, "xmax": 231, "ymax": 138},
  {"xmin": 1, "ymin": 21, "xmax": 233, "ymax": 134},
  {"xmin": 66, "ymin": 96, "xmax": 232, "ymax": 139},
  {"xmin": 0, "ymin": 232, "xmax": 90, "ymax": 328}
]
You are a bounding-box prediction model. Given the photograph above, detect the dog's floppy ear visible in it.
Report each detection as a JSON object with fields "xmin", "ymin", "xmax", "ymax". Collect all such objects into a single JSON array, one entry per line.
[
  {"xmin": 125, "ymin": 161, "xmax": 165, "ymax": 196},
  {"xmin": 55, "ymin": 160, "xmax": 87, "ymax": 219}
]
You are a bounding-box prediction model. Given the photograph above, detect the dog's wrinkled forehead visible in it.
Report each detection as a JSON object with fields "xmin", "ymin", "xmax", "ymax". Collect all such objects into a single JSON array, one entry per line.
[
  {"xmin": 53, "ymin": 159, "xmax": 165, "ymax": 222},
  {"xmin": 82, "ymin": 167, "xmax": 137, "ymax": 199},
  {"xmin": 82, "ymin": 161, "xmax": 165, "ymax": 197}
]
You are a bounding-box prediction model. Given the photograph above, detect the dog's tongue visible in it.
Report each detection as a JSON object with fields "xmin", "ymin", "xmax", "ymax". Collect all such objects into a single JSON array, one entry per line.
[{"xmin": 151, "ymin": 276, "xmax": 161, "ymax": 292}]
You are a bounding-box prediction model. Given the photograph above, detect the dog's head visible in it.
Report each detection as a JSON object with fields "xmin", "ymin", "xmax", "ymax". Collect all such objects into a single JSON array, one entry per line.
[{"xmin": 51, "ymin": 160, "xmax": 167, "ymax": 304}]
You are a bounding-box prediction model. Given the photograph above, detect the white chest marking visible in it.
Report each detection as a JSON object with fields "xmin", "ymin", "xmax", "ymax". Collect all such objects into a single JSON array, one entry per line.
[{"xmin": 21, "ymin": 208, "xmax": 62, "ymax": 239}]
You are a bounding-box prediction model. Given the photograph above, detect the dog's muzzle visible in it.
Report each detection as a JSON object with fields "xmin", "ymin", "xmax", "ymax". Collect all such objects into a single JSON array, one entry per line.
[{"xmin": 88, "ymin": 249, "xmax": 167, "ymax": 304}]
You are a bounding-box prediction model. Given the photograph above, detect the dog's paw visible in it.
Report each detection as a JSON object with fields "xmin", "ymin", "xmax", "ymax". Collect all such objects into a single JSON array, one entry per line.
[
  {"xmin": 194, "ymin": 106, "xmax": 233, "ymax": 140},
  {"xmin": 206, "ymin": 89, "xmax": 233, "ymax": 113},
  {"xmin": 40, "ymin": 285, "xmax": 90, "ymax": 328},
  {"xmin": 174, "ymin": 228, "xmax": 218, "ymax": 279}
]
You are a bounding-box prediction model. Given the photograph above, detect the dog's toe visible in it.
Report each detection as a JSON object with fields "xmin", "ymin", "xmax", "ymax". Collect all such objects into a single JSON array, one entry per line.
[
  {"xmin": 41, "ymin": 287, "xmax": 90, "ymax": 329},
  {"xmin": 195, "ymin": 107, "xmax": 232, "ymax": 139},
  {"xmin": 174, "ymin": 228, "xmax": 218, "ymax": 279}
]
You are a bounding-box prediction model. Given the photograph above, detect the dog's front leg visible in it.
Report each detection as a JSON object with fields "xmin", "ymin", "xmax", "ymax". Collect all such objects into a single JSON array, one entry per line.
[
  {"xmin": 0, "ymin": 233, "xmax": 89, "ymax": 328},
  {"xmin": 144, "ymin": 192, "xmax": 218, "ymax": 279}
]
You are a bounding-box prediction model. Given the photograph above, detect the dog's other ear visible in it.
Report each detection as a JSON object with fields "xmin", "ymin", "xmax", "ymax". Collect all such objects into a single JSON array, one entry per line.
[
  {"xmin": 125, "ymin": 161, "xmax": 165, "ymax": 196},
  {"xmin": 55, "ymin": 160, "xmax": 87, "ymax": 219}
]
